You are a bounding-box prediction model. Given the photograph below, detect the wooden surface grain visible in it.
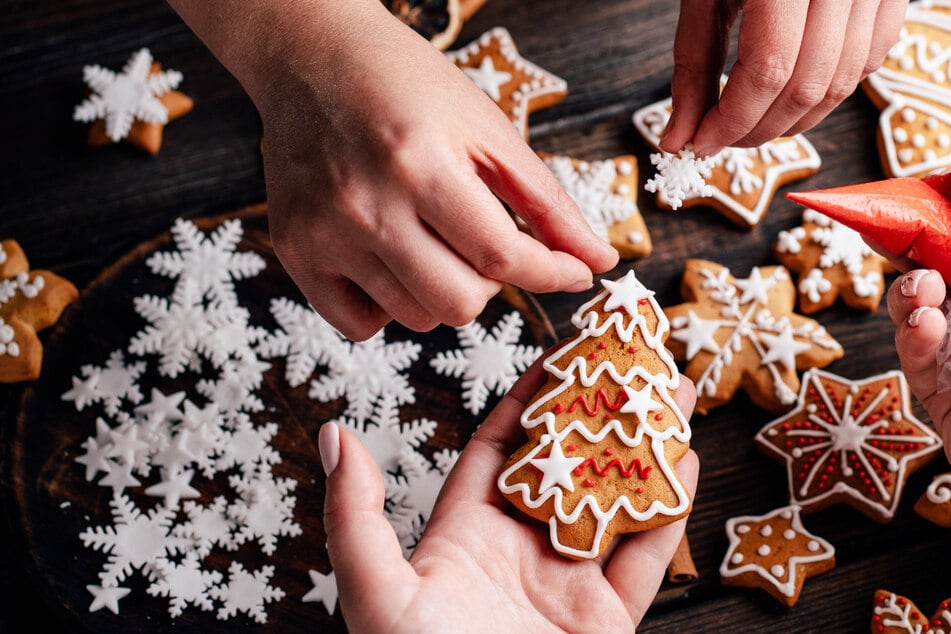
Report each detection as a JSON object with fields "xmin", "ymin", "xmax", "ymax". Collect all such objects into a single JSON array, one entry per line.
[{"xmin": 1, "ymin": 1, "xmax": 948, "ymax": 632}]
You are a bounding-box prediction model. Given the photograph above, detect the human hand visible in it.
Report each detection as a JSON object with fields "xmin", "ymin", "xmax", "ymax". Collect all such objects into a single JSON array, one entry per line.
[
  {"xmin": 885, "ymin": 268, "xmax": 951, "ymax": 462},
  {"xmin": 250, "ymin": 2, "xmax": 616, "ymax": 341},
  {"xmin": 318, "ymin": 359, "xmax": 700, "ymax": 633},
  {"xmin": 660, "ymin": 0, "xmax": 908, "ymax": 156}
]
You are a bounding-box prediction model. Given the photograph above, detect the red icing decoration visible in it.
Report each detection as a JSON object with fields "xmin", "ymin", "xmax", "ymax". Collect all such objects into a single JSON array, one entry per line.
[
  {"xmin": 787, "ymin": 172, "xmax": 951, "ymax": 282},
  {"xmin": 573, "ymin": 457, "xmax": 652, "ymax": 480},
  {"xmin": 566, "ymin": 444, "xmax": 576, "ymax": 452},
  {"xmin": 583, "ymin": 478, "xmax": 596, "ymax": 487},
  {"xmin": 567, "ymin": 387, "xmax": 628, "ymax": 416},
  {"xmin": 553, "ymin": 402, "xmax": 565, "ymax": 414}
]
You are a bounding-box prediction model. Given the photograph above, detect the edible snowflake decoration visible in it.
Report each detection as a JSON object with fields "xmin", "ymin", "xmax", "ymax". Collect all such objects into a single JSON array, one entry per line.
[
  {"xmin": 386, "ymin": 448, "xmax": 460, "ymax": 555},
  {"xmin": 147, "ymin": 552, "xmax": 222, "ymax": 617},
  {"xmin": 256, "ymin": 297, "xmax": 346, "ymax": 387},
  {"xmin": 308, "ymin": 330, "xmax": 421, "ymax": 423},
  {"xmin": 644, "ymin": 147, "xmax": 716, "ymax": 210},
  {"xmin": 430, "ymin": 311, "xmax": 542, "ymax": 414},
  {"xmin": 73, "ymin": 48, "xmax": 182, "ymax": 142},
  {"xmin": 146, "ymin": 218, "xmax": 266, "ymax": 307},
  {"xmin": 62, "ymin": 349, "xmax": 146, "ymax": 415},
  {"xmin": 210, "ymin": 562, "xmax": 285, "ymax": 624},
  {"xmin": 228, "ymin": 466, "xmax": 302, "ymax": 556}
]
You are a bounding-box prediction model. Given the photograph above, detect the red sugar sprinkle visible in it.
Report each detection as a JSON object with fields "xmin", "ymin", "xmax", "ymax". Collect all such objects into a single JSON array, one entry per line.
[
  {"xmin": 654, "ymin": 413, "xmax": 664, "ymax": 421},
  {"xmin": 628, "ymin": 346, "xmax": 639, "ymax": 354},
  {"xmin": 605, "ymin": 447, "xmax": 614, "ymax": 456},
  {"xmin": 599, "ymin": 341, "xmax": 608, "ymax": 349},
  {"xmin": 587, "ymin": 352, "xmax": 597, "ymax": 360},
  {"xmin": 584, "ymin": 478, "xmax": 596, "ymax": 487},
  {"xmin": 553, "ymin": 403, "xmax": 565, "ymax": 414},
  {"xmin": 635, "ymin": 487, "xmax": 643, "ymax": 494},
  {"xmin": 566, "ymin": 444, "xmax": 576, "ymax": 452}
]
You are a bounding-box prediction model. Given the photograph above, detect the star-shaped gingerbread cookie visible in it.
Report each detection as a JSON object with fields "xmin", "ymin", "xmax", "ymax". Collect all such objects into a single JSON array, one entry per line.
[
  {"xmin": 663, "ymin": 259, "xmax": 843, "ymax": 414},
  {"xmin": 755, "ymin": 368, "xmax": 942, "ymax": 522},
  {"xmin": 719, "ymin": 504, "xmax": 835, "ymax": 607},
  {"xmin": 862, "ymin": 0, "xmax": 951, "ymax": 178},
  {"xmin": 633, "ymin": 85, "xmax": 821, "ymax": 228},
  {"xmin": 538, "ymin": 153, "xmax": 652, "ymax": 259},
  {"xmin": 0, "ymin": 239, "xmax": 79, "ymax": 382},
  {"xmin": 74, "ymin": 48, "xmax": 193, "ymax": 155},
  {"xmin": 447, "ymin": 27, "xmax": 567, "ymax": 140},
  {"xmin": 774, "ymin": 208, "xmax": 895, "ymax": 313},
  {"xmin": 872, "ymin": 590, "xmax": 951, "ymax": 634}
]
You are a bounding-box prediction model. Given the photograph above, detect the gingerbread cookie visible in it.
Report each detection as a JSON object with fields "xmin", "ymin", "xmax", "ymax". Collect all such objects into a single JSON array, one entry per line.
[
  {"xmin": 872, "ymin": 590, "xmax": 951, "ymax": 634},
  {"xmin": 862, "ymin": 1, "xmax": 951, "ymax": 178},
  {"xmin": 383, "ymin": 0, "xmax": 462, "ymax": 51},
  {"xmin": 663, "ymin": 259, "xmax": 843, "ymax": 415},
  {"xmin": 755, "ymin": 368, "xmax": 942, "ymax": 522},
  {"xmin": 914, "ymin": 472, "xmax": 951, "ymax": 527},
  {"xmin": 498, "ymin": 270, "xmax": 692, "ymax": 559},
  {"xmin": 447, "ymin": 27, "xmax": 567, "ymax": 140},
  {"xmin": 774, "ymin": 208, "xmax": 895, "ymax": 313},
  {"xmin": 74, "ymin": 48, "xmax": 192, "ymax": 155},
  {"xmin": 538, "ymin": 153, "xmax": 652, "ymax": 259},
  {"xmin": 0, "ymin": 239, "xmax": 79, "ymax": 382},
  {"xmin": 719, "ymin": 504, "xmax": 835, "ymax": 607},
  {"xmin": 633, "ymin": 83, "xmax": 821, "ymax": 228}
]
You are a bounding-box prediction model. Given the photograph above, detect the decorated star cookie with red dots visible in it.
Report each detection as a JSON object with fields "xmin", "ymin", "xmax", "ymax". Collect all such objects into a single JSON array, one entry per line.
[
  {"xmin": 719, "ymin": 504, "xmax": 835, "ymax": 607},
  {"xmin": 914, "ymin": 471, "xmax": 951, "ymax": 527},
  {"xmin": 0, "ymin": 239, "xmax": 79, "ymax": 382},
  {"xmin": 447, "ymin": 27, "xmax": 567, "ymax": 140},
  {"xmin": 498, "ymin": 270, "xmax": 692, "ymax": 559},
  {"xmin": 663, "ymin": 259, "xmax": 843, "ymax": 415},
  {"xmin": 872, "ymin": 590, "xmax": 951, "ymax": 634},
  {"xmin": 755, "ymin": 368, "xmax": 942, "ymax": 523}
]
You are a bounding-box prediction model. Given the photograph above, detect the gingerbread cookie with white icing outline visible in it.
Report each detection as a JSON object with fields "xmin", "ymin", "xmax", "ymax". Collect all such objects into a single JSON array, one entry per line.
[
  {"xmin": 862, "ymin": 0, "xmax": 951, "ymax": 178},
  {"xmin": 633, "ymin": 81, "xmax": 821, "ymax": 228},
  {"xmin": 914, "ymin": 471, "xmax": 951, "ymax": 526},
  {"xmin": 719, "ymin": 504, "xmax": 835, "ymax": 607},
  {"xmin": 538, "ymin": 153, "xmax": 652, "ymax": 259},
  {"xmin": 498, "ymin": 270, "xmax": 692, "ymax": 560},
  {"xmin": 755, "ymin": 368, "xmax": 942, "ymax": 522},
  {"xmin": 447, "ymin": 27, "xmax": 567, "ymax": 141},
  {"xmin": 0, "ymin": 239, "xmax": 79, "ymax": 382},
  {"xmin": 872, "ymin": 590, "xmax": 951, "ymax": 634},
  {"xmin": 663, "ymin": 259, "xmax": 843, "ymax": 415},
  {"xmin": 774, "ymin": 208, "xmax": 895, "ymax": 313}
]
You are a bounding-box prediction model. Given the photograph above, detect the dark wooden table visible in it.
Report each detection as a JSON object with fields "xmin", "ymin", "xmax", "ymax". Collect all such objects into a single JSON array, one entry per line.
[{"xmin": 2, "ymin": 1, "xmax": 948, "ymax": 632}]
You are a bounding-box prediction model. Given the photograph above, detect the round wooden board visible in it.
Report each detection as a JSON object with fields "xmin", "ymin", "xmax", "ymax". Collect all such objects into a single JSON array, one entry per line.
[{"xmin": 5, "ymin": 205, "xmax": 556, "ymax": 633}]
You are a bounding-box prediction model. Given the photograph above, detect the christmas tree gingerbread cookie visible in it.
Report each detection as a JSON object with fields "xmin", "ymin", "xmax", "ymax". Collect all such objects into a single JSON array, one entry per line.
[
  {"xmin": 498, "ymin": 270, "xmax": 692, "ymax": 560},
  {"xmin": 0, "ymin": 239, "xmax": 78, "ymax": 382},
  {"xmin": 664, "ymin": 259, "xmax": 843, "ymax": 414}
]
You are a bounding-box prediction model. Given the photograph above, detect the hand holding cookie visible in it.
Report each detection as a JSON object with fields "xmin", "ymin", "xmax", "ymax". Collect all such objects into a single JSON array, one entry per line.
[
  {"xmin": 318, "ymin": 359, "xmax": 699, "ymax": 633},
  {"xmin": 661, "ymin": 0, "xmax": 908, "ymax": 156},
  {"xmin": 169, "ymin": 0, "xmax": 617, "ymax": 342}
]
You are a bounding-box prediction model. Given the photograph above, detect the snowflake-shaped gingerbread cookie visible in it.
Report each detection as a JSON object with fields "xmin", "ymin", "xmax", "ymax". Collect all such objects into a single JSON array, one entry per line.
[
  {"xmin": 774, "ymin": 208, "xmax": 895, "ymax": 312},
  {"xmin": 664, "ymin": 259, "xmax": 843, "ymax": 414},
  {"xmin": 634, "ymin": 87, "xmax": 821, "ymax": 227},
  {"xmin": 755, "ymin": 368, "xmax": 942, "ymax": 522},
  {"xmin": 447, "ymin": 27, "xmax": 567, "ymax": 139},
  {"xmin": 720, "ymin": 504, "xmax": 835, "ymax": 607},
  {"xmin": 539, "ymin": 153, "xmax": 652, "ymax": 258},
  {"xmin": 73, "ymin": 48, "xmax": 192, "ymax": 154}
]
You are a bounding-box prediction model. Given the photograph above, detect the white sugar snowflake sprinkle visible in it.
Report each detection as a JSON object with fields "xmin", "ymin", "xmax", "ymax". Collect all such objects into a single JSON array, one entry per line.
[
  {"xmin": 146, "ymin": 218, "xmax": 266, "ymax": 307},
  {"xmin": 210, "ymin": 562, "xmax": 285, "ymax": 624},
  {"xmin": 79, "ymin": 493, "xmax": 192, "ymax": 587},
  {"xmin": 386, "ymin": 448, "xmax": 459, "ymax": 554},
  {"xmin": 430, "ymin": 311, "xmax": 541, "ymax": 415},
  {"xmin": 644, "ymin": 146, "xmax": 716, "ymax": 210},
  {"xmin": 62, "ymin": 350, "xmax": 146, "ymax": 415},
  {"xmin": 147, "ymin": 552, "xmax": 222, "ymax": 617},
  {"xmin": 256, "ymin": 297, "xmax": 347, "ymax": 387},
  {"xmin": 73, "ymin": 48, "xmax": 182, "ymax": 142},
  {"xmin": 302, "ymin": 569, "xmax": 338, "ymax": 615},
  {"xmin": 174, "ymin": 496, "xmax": 239, "ymax": 557},
  {"xmin": 228, "ymin": 466, "xmax": 301, "ymax": 556},
  {"xmin": 308, "ymin": 330, "xmax": 421, "ymax": 423},
  {"xmin": 215, "ymin": 415, "xmax": 280, "ymax": 477},
  {"xmin": 129, "ymin": 279, "xmax": 214, "ymax": 377}
]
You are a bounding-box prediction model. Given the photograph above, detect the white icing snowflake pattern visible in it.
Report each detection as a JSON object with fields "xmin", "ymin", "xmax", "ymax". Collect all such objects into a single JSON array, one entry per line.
[
  {"xmin": 146, "ymin": 218, "xmax": 266, "ymax": 307},
  {"xmin": 73, "ymin": 48, "xmax": 182, "ymax": 142},
  {"xmin": 430, "ymin": 311, "xmax": 542, "ymax": 414},
  {"xmin": 542, "ymin": 156, "xmax": 637, "ymax": 241},
  {"xmin": 644, "ymin": 147, "xmax": 716, "ymax": 210},
  {"xmin": 308, "ymin": 330, "xmax": 421, "ymax": 423},
  {"xmin": 210, "ymin": 562, "xmax": 285, "ymax": 624}
]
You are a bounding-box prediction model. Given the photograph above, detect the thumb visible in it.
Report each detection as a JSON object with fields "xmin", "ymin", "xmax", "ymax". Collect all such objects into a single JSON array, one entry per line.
[{"xmin": 319, "ymin": 422, "xmax": 417, "ymax": 625}]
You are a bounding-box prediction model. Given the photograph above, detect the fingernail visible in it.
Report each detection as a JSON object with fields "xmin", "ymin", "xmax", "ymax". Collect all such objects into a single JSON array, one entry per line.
[
  {"xmin": 900, "ymin": 269, "xmax": 931, "ymax": 297},
  {"xmin": 567, "ymin": 277, "xmax": 594, "ymax": 293},
  {"xmin": 908, "ymin": 306, "xmax": 931, "ymax": 328},
  {"xmin": 692, "ymin": 144, "xmax": 721, "ymax": 158},
  {"xmin": 318, "ymin": 422, "xmax": 340, "ymax": 476},
  {"xmin": 659, "ymin": 115, "xmax": 673, "ymax": 141}
]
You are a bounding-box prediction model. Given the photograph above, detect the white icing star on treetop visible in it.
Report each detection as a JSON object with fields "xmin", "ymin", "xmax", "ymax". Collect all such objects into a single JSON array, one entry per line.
[
  {"xmin": 73, "ymin": 48, "xmax": 182, "ymax": 142},
  {"xmin": 602, "ymin": 270, "xmax": 655, "ymax": 315}
]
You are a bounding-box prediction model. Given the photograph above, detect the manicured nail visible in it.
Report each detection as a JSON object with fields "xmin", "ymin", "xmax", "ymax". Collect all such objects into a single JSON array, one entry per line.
[
  {"xmin": 908, "ymin": 306, "xmax": 931, "ymax": 328},
  {"xmin": 691, "ymin": 144, "xmax": 721, "ymax": 158},
  {"xmin": 318, "ymin": 422, "xmax": 340, "ymax": 476},
  {"xmin": 567, "ymin": 277, "xmax": 594, "ymax": 293},
  {"xmin": 900, "ymin": 269, "xmax": 930, "ymax": 297}
]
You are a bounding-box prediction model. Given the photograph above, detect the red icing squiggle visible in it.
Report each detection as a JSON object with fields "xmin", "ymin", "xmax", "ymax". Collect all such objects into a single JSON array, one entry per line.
[
  {"xmin": 573, "ymin": 457, "xmax": 652, "ymax": 480},
  {"xmin": 565, "ymin": 387, "xmax": 628, "ymax": 416}
]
